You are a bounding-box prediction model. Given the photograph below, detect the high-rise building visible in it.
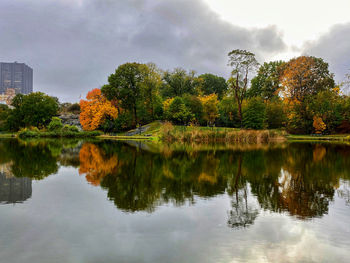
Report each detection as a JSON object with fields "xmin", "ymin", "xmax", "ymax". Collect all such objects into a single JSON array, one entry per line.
[{"xmin": 0, "ymin": 62, "xmax": 33, "ymax": 94}]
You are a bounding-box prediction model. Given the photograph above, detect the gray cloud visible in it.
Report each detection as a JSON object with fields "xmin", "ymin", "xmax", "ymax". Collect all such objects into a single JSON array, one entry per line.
[
  {"xmin": 303, "ymin": 23, "xmax": 350, "ymax": 83},
  {"xmin": 0, "ymin": 0, "xmax": 287, "ymax": 102}
]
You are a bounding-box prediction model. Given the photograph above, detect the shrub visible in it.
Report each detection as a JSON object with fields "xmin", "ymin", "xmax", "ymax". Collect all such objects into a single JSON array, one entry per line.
[
  {"xmin": 62, "ymin": 124, "xmax": 79, "ymax": 133},
  {"xmin": 48, "ymin": 117, "xmax": 63, "ymax": 131}
]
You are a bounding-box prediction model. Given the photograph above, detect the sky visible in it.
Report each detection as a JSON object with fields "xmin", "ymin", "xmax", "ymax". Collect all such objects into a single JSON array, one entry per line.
[{"xmin": 1, "ymin": 0, "xmax": 350, "ymax": 102}]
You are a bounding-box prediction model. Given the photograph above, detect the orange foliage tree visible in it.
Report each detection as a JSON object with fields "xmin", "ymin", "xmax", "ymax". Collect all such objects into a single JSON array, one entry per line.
[
  {"xmin": 79, "ymin": 88, "xmax": 119, "ymax": 131},
  {"xmin": 280, "ymin": 56, "xmax": 335, "ymax": 103}
]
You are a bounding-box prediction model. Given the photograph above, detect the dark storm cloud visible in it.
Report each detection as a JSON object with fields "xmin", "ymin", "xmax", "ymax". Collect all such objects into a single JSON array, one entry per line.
[
  {"xmin": 0, "ymin": 0, "xmax": 286, "ymax": 102},
  {"xmin": 303, "ymin": 23, "xmax": 350, "ymax": 83}
]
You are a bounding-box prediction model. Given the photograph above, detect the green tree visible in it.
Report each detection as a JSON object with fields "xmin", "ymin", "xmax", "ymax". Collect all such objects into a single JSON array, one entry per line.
[
  {"xmin": 7, "ymin": 92, "xmax": 59, "ymax": 130},
  {"xmin": 161, "ymin": 68, "xmax": 201, "ymax": 98},
  {"xmin": 102, "ymin": 62, "xmax": 149, "ymax": 126},
  {"xmin": 165, "ymin": 97, "xmax": 194, "ymax": 125},
  {"xmin": 243, "ymin": 97, "xmax": 266, "ymax": 129},
  {"xmin": 198, "ymin": 73, "xmax": 228, "ymax": 99},
  {"xmin": 265, "ymin": 99, "xmax": 286, "ymax": 129},
  {"xmin": 183, "ymin": 94, "xmax": 204, "ymax": 124},
  {"xmin": 218, "ymin": 96, "xmax": 240, "ymax": 127},
  {"xmin": 248, "ymin": 61, "xmax": 285, "ymax": 100},
  {"xmin": 228, "ymin": 49, "xmax": 259, "ymax": 126}
]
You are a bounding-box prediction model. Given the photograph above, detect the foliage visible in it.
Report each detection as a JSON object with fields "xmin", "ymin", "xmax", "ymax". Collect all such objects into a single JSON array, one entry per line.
[
  {"xmin": 165, "ymin": 97, "xmax": 194, "ymax": 125},
  {"xmin": 243, "ymin": 97, "xmax": 266, "ymax": 129},
  {"xmin": 183, "ymin": 94, "xmax": 204, "ymax": 124},
  {"xmin": 265, "ymin": 99, "xmax": 286, "ymax": 129},
  {"xmin": 198, "ymin": 73, "xmax": 228, "ymax": 99},
  {"xmin": 47, "ymin": 117, "xmax": 63, "ymax": 131},
  {"xmin": 199, "ymin": 94, "xmax": 220, "ymax": 126},
  {"xmin": 280, "ymin": 56, "xmax": 335, "ymax": 102},
  {"xmin": 313, "ymin": 116, "xmax": 326, "ymax": 134},
  {"xmin": 80, "ymin": 88, "xmax": 118, "ymax": 131},
  {"xmin": 7, "ymin": 92, "xmax": 59, "ymax": 131},
  {"xmin": 161, "ymin": 68, "xmax": 201, "ymax": 98},
  {"xmin": 217, "ymin": 96, "xmax": 240, "ymax": 127},
  {"xmin": 248, "ymin": 61, "xmax": 285, "ymax": 100}
]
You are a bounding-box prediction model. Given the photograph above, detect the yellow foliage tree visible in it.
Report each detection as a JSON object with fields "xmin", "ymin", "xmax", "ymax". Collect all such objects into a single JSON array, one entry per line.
[
  {"xmin": 313, "ymin": 116, "xmax": 326, "ymax": 134},
  {"xmin": 199, "ymin": 94, "xmax": 220, "ymax": 126},
  {"xmin": 79, "ymin": 88, "xmax": 119, "ymax": 131}
]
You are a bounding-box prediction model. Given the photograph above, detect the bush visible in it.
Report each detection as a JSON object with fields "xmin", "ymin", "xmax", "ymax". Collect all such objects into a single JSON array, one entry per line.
[
  {"xmin": 48, "ymin": 117, "xmax": 63, "ymax": 131},
  {"xmin": 62, "ymin": 124, "xmax": 79, "ymax": 133}
]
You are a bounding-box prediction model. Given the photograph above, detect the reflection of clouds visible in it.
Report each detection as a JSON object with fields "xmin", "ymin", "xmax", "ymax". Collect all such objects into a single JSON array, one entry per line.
[
  {"xmin": 337, "ymin": 180, "xmax": 350, "ymax": 206},
  {"xmin": 0, "ymin": 168, "xmax": 349, "ymax": 263}
]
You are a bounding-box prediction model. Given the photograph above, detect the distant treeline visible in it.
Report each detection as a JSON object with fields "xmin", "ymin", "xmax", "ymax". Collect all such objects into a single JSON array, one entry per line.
[
  {"xmin": 79, "ymin": 50, "xmax": 350, "ymax": 135},
  {"xmin": 1, "ymin": 49, "xmax": 350, "ymax": 135}
]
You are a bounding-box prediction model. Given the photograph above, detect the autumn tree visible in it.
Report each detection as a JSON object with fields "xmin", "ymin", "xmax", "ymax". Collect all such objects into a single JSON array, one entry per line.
[
  {"xmin": 280, "ymin": 56, "xmax": 335, "ymax": 103},
  {"xmin": 248, "ymin": 61, "xmax": 285, "ymax": 100},
  {"xmin": 200, "ymin": 94, "xmax": 220, "ymax": 126},
  {"xmin": 80, "ymin": 88, "xmax": 118, "ymax": 131},
  {"xmin": 228, "ymin": 49, "xmax": 259, "ymax": 126}
]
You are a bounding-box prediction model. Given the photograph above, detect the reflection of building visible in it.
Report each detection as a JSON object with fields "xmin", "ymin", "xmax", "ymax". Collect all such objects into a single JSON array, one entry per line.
[
  {"xmin": 0, "ymin": 62, "xmax": 33, "ymax": 95},
  {"xmin": 0, "ymin": 172, "xmax": 32, "ymax": 204}
]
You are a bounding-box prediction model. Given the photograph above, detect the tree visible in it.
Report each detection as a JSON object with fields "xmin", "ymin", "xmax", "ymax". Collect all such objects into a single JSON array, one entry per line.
[
  {"xmin": 199, "ymin": 94, "xmax": 220, "ymax": 126},
  {"xmin": 7, "ymin": 92, "xmax": 59, "ymax": 130},
  {"xmin": 280, "ymin": 56, "xmax": 335, "ymax": 103},
  {"xmin": 80, "ymin": 88, "xmax": 119, "ymax": 131},
  {"xmin": 309, "ymin": 89, "xmax": 343, "ymax": 133},
  {"xmin": 243, "ymin": 97, "xmax": 266, "ymax": 129},
  {"xmin": 165, "ymin": 97, "xmax": 193, "ymax": 125},
  {"xmin": 248, "ymin": 61, "xmax": 285, "ymax": 100},
  {"xmin": 198, "ymin": 73, "xmax": 228, "ymax": 99},
  {"xmin": 265, "ymin": 99, "xmax": 286, "ymax": 129},
  {"xmin": 161, "ymin": 68, "xmax": 201, "ymax": 98},
  {"xmin": 218, "ymin": 96, "xmax": 240, "ymax": 128},
  {"xmin": 313, "ymin": 116, "xmax": 326, "ymax": 134},
  {"xmin": 183, "ymin": 94, "xmax": 204, "ymax": 124},
  {"xmin": 102, "ymin": 62, "xmax": 148, "ymax": 125},
  {"xmin": 227, "ymin": 49, "xmax": 259, "ymax": 126},
  {"xmin": 138, "ymin": 63, "xmax": 163, "ymax": 123}
]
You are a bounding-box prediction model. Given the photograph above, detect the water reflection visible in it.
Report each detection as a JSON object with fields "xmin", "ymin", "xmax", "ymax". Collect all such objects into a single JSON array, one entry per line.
[
  {"xmin": 0, "ymin": 172, "xmax": 31, "ymax": 204},
  {"xmin": 1, "ymin": 138, "xmax": 350, "ymax": 222}
]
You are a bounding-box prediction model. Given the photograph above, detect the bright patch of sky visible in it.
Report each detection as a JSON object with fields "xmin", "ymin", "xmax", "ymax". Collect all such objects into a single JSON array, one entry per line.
[{"xmin": 203, "ymin": 0, "xmax": 350, "ymax": 60}]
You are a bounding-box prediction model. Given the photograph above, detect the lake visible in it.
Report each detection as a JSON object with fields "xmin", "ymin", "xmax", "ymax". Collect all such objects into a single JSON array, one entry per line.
[{"xmin": 0, "ymin": 139, "xmax": 349, "ymax": 263}]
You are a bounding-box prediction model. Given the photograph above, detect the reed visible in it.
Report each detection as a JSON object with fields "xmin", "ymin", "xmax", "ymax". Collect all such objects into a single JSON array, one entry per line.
[{"xmin": 160, "ymin": 123, "xmax": 286, "ymax": 143}]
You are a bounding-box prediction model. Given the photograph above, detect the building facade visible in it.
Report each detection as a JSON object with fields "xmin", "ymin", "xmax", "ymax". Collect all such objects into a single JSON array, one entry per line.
[{"xmin": 0, "ymin": 62, "xmax": 33, "ymax": 95}]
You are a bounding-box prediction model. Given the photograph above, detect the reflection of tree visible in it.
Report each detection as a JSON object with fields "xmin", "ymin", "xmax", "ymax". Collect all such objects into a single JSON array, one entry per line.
[
  {"xmin": 227, "ymin": 156, "xmax": 259, "ymax": 228},
  {"xmin": 79, "ymin": 143, "xmax": 120, "ymax": 186},
  {"xmin": 0, "ymin": 139, "xmax": 59, "ymax": 180},
  {"xmin": 77, "ymin": 141, "xmax": 350, "ymax": 221}
]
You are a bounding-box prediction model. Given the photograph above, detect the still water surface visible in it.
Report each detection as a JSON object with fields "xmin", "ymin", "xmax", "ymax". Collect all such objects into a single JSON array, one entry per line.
[{"xmin": 0, "ymin": 139, "xmax": 349, "ymax": 263}]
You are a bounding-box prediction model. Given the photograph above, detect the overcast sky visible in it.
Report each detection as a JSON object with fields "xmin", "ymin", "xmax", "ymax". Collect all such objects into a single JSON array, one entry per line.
[{"xmin": 1, "ymin": 0, "xmax": 349, "ymax": 102}]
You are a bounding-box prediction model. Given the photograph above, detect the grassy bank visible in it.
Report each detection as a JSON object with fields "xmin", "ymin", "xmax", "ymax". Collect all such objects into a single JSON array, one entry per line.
[{"xmin": 18, "ymin": 129, "xmax": 102, "ymax": 139}]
